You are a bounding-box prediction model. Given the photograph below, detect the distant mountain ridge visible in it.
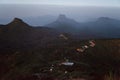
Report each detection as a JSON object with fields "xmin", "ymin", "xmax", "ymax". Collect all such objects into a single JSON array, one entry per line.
[
  {"xmin": 82, "ymin": 17, "xmax": 120, "ymax": 38},
  {"xmin": 0, "ymin": 15, "xmax": 120, "ymax": 40},
  {"xmin": 46, "ymin": 15, "xmax": 120, "ymax": 39},
  {"xmin": 46, "ymin": 14, "xmax": 81, "ymax": 34}
]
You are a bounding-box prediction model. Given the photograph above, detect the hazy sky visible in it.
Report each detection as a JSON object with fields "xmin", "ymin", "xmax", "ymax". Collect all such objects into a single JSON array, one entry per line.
[
  {"xmin": 1, "ymin": 0, "xmax": 120, "ymax": 7},
  {"xmin": 0, "ymin": 0, "xmax": 120, "ymax": 24}
]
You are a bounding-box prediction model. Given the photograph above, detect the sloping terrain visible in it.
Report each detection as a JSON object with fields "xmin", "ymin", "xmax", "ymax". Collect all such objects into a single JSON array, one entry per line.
[
  {"xmin": 0, "ymin": 38, "xmax": 120, "ymax": 80},
  {"xmin": 0, "ymin": 18, "xmax": 120, "ymax": 80},
  {"xmin": 0, "ymin": 18, "xmax": 59, "ymax": 53}
]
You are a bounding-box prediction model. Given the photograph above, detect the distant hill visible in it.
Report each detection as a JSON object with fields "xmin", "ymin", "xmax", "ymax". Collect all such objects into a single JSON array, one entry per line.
[
  {"xmin": 1, "ymin": 15, "xmax": 120, "ymax": 39},
  {"xmin": 82, "ymin": 17, "xmax": 120, "ymax": 38},
  {"xmin": 46, "ymin": 15, "xmax": 120, "ymax": 39},
  {"xmin": 46, "ymin": 14, "xmax": 81, "ymax": 34}
]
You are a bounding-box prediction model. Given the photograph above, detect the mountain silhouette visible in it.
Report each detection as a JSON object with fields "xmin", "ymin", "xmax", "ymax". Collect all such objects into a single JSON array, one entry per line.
[
  {"xmin": 7, "ymin": 18, "xmax": 29, "ymax": 26},
  {"xmin": 5, "ymin": 18, "xmax": 31, "ymax": 32},
  {"xmin": 46, "ymin": 14, "xmax": 80, "ymax": 34},
  {"xmin": 0, "ymin": 17, "xmax": 120, "ymax": 80},
  {"xmin": 0, "ymin": 18, "xmax": 59, "ymax": 53},
  {"xmin": 82, "ymin": 17, "xmax": 120, "ymax": 38},
  {"xmin": 47, "ymin": 15, "xmax": 120, "ymax": 39}
]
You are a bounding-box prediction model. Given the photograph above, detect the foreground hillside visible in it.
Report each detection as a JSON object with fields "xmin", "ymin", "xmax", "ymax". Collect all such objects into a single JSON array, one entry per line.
[
  {"xmin": 0, "ymin": 38, "xmax": 120, "ymax": 80},
  {"xmin": 0, "ymin": 18, "xmax": 120, "ymax": 80}
]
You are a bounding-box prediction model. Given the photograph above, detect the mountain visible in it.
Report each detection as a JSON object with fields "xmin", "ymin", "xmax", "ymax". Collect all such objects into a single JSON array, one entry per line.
[
  {"xmin": 0, "ymin": 18, "xmax": 120, "ymax": 80},
  {"xmin": 82, "ymin": 17, "xmax": 120, "ymax": 38},
  {"xmin": 0, "ymin": 18, "xmax": 60, "ymax": 53},
  {"xmin": 0, "ymin": 16, "xmax": 57, "ymax": 26},
  {"xmin": 0, "ymin": 18, "xmax": 32, "ymax": 41},
  {"xmin": 1, "ymin": 15, "xmax": 120, "ymax": 39},
  {"xmin": 46, "ymin": 14, "xmax": 81, "ymax": 34},
  {"xmin": 46, "ymin": 15, "xmax": 120, "ymax": 39}
]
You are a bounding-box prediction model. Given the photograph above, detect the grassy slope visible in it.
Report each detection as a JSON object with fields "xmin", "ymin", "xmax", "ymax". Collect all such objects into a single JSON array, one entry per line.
[{"xmin": 0, "ymin": 39, "xmax": 120, "ymax": 80}]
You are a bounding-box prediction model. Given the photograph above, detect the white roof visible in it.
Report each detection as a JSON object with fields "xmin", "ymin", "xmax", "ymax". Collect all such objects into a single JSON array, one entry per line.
[{"xmin": 61, "ymin": 62, "xmax": 74, "ymax": 66}]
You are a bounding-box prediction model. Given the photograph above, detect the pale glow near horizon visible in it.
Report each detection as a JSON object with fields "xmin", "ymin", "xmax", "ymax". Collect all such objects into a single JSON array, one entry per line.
[{"xmin": 1, "ymin": 0, "xmax": 120, "ymax": 7}]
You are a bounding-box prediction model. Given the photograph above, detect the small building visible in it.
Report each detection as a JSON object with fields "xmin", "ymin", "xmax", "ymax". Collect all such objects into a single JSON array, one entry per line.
[
  {"xmin": 61, "ymin": 62, "xmax": 74, "ymax": 66},
  {"xmin": 59, "ymin": 59, "xmax": 74, "ymax": 66}
]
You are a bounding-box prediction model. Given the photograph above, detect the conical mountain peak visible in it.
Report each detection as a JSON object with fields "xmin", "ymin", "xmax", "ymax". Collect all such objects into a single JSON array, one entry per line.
[
  {"xmin": 7, "ymin": 18, "xmax": 29, "ymax": 26},
  {"xmin": 58, "ymin": 14, "xmax": 67, "ymax": 19},
  {"xmin": 57, "ymin": 14, "xmax": 68, "ymax": 22},
  {"xmin": 13, "ymin": 18, "xmax": 23, "ymax": 22},
  {"xmin": 55, "ymin": 14, "xmax": 79, "ymax": 24}
]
